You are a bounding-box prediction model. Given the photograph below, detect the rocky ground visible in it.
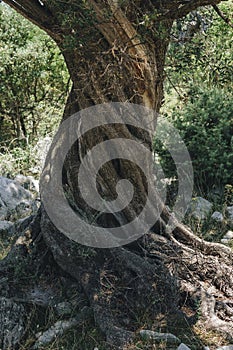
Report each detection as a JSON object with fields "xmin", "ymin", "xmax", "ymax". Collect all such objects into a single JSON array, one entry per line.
[{"xmin": 0, "ymin": 174, "xmax": 233, "ymax": 349}]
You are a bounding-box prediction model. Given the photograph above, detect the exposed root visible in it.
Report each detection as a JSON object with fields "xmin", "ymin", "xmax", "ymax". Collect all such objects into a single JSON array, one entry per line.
[
  {"xmin": 0, "ymin": 206, "xmax": 233, "ymax": 349},
  {"xmin": 200, "ymin": 291, "xmax": 233, "ymax": 341},
  {"xmin": 161, "ymin": 207, "xmax": 233, "ymax": 258}
]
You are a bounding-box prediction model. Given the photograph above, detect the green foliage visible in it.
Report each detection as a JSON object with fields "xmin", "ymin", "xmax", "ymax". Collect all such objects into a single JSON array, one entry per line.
[
  {"xmin": 166, "ymin": 3, "xmax": 233, "ymax": 90},
  {"xmin": 176, "ymin": 87, "xmax": 233, "ymax": 187},
  {"xmin": 0, "ymin": 4, "xmax": 69, "ymax": 144},
  {"xmin": 0, "ymin": 142, "xmax": 37, "ymax": 177},
  {"xmin": 159, "ymin": 1, "xmax": 233, "ymax": 193},
  {"xmin": 158, "ymin": 86, "xmax": 233, "ymax": 191}
]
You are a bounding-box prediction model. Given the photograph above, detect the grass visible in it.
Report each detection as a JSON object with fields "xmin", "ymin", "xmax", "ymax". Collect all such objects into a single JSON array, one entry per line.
[{"xmin": 15, "ymin": 284, "xmax": 230, "ymax": 350}]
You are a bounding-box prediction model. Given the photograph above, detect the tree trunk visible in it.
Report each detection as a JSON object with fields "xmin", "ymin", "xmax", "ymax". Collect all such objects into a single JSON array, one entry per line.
[{"xmin": 1, "ymin": 1, "xmax": 233, "ymax": 349}]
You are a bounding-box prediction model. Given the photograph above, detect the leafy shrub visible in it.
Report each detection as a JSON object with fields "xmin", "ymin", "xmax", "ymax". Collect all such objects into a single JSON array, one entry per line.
[{"xmin": 156, "ymin": 86, "xmax": 233, "ymax": 192}]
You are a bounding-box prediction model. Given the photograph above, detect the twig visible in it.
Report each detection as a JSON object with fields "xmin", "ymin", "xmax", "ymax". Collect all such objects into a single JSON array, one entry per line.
[{"xmin": 212, "ymin": 4, "xmax": 233, "ymax": 29}]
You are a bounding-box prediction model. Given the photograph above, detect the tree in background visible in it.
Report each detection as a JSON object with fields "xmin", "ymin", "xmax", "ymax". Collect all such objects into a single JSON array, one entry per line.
[
  {"xmin": 0, "ymin": 5, "xmax": 69, "ymax": 144},
  {"xmin": 0, "ymin": 1, "xmax": 233, "ymax": 348}
]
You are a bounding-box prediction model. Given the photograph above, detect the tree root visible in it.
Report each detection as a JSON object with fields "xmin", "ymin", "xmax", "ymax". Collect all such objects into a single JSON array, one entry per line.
[
  {"xmin": 161, "ymin": 206, "xmax": 233, "ymax": 258},
  {"xmin": 199, "ymin": 291, "xmax": 233, "ymax": 341},
  {"xmin": 0, "ymin": 207, "xmax": 233, "ymax": 349}
]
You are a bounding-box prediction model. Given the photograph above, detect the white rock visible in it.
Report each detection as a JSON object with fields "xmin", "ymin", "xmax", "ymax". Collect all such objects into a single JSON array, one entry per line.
[
  {"xmin": 0, "ymin": 177, "xmax": 33, "ymax": 220},
  {"xmin": 216, "ymin": 346, "xmax": 233, "ymax": 350},
  {"xmin": 15, "ymin": 174, "xmax": 39, "ymax": 193},
  {"xmin": 221, "ymin": 239, "xmax": 230, "ymax": 245},
  {"xmin": 177, "ymin": 343, "xmax": 191, "ymax": 350},
  {"xmin": 55, "ymin": 301, "xmax": 73, "ymax": 316},
  {"xmin": 211, "ymin": 211, "xmax": 224, "ymax": 222},
  {"xmin": 224, "ymin": 231, "xmax": 233, "ymax": 240},
  {"xmin": 187, "ymin": 197, "xmax": 213, "ymax": 220}
]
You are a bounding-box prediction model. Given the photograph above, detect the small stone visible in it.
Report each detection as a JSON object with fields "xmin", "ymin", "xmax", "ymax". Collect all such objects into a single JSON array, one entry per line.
[
  {"xmin": 55, "ymin": 302, "xmax": 73, "ymax": 316},
  {"xmin": 224, "ymin": 231, "xmax": 233, "ymax": 240},
  {"xmin": 221, "ymin": 239, "xmax": 230, "ymax": 245},
  {"xmin": 177, "ymin": 343, "xmax": 191, "ymax": 350},
  {"xmin": 216, "ymin": 346, "xmax": 233, "ymax": 350},
  {"xmin": 140, "ymin": 330, "xmax": 180, "ymax": 344},
  {"xmin": 187, "ymin": 197, "xmax": 213, "ymax": 220},
  {"xmin": 211, "ymin": 211, "xmax": 224, "ymax": 222}
]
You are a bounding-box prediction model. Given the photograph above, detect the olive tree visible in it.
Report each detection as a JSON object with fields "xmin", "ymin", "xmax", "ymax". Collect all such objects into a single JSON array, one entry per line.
[{"xmin": 1, "ymin": 1, "xmax": 233, "ymax": 348}]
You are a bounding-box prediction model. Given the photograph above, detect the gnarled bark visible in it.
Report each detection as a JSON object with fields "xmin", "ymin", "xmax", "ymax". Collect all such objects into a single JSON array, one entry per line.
[{"xmin": 1, "ymin": 0, "xmax": 232, "ymax": 349}]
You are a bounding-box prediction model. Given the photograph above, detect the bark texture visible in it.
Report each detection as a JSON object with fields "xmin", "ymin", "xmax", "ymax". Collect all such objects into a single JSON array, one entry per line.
[{"xmin": 1, "ymin": 0, "xmax": 233, "ymax": 349}]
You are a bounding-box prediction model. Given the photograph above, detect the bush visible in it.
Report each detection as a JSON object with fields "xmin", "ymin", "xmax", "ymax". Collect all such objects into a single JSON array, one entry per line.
[{"xmin": 156, "ymin": 86, "xmax": 233, "ymax": 193}]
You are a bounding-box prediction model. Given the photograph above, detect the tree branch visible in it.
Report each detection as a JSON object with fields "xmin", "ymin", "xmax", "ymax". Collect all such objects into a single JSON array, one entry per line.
[
  {"xmin": 3, "ymin": 0, "xmax": 62, "ymax": 40},
  {"xmin": 212, "ymin": 4, "xmax": 233, "ymax": 29},
  {"xmin": 156, "ymin": 0, "xmax": 222, "ymax": 21}
]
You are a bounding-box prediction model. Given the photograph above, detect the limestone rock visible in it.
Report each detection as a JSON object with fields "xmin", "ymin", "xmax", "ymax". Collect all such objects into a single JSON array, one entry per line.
[
  {"xmin": 0, "ymin": 177, "xmax": 33, "ymax": 220},
  {"xmin": 14, "ymin": 174, "xmax": 39, "ymax": 193},
  {"xmin": 224, "ymin": 231, "xmax": 233, "ymax": 239},
  {"xmin": 221, "ymin": 231, "xmax": 233, "ymax": 244},
  {"xmin": 211, "ymin": 211, "xmax": 224, "ymax": 222},
  {"xmin": 187, "ymin": 197, "xmax": 213, "ymax": 220},
  {"xmin": 33, "ymin": 318, "xmax": 79, "ymax": 349},
  {"xmin": 55, "ymin": 301, "xmax": 73, "ymax": 316},
  {"xmin": 221, "ymin": 238, "xmax": 230, "ymax": 245}
]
